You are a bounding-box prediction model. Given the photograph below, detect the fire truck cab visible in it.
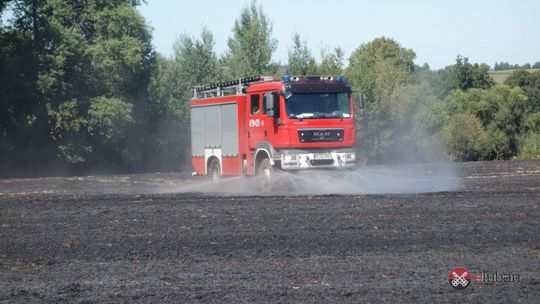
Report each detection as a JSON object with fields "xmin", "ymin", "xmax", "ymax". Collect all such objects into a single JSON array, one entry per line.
[{"xmin": 190, "ymin": 76, "xmax": 358, "ymax": 179}]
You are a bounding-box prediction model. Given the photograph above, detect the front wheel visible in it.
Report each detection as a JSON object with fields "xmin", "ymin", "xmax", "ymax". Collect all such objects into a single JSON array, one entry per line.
[{"xmin": 257, "ymin": 158, "xmax": 273, "ymax": 185}]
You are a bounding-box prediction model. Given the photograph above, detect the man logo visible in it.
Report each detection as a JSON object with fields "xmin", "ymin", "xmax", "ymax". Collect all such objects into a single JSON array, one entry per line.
[{"xmin": 449, "ymin": 267, "xmax": 471, "ymax": 290}]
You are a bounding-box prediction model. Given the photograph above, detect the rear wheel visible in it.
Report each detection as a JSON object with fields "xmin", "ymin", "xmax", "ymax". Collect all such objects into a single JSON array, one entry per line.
[{"xmin": 208, "ymin": 158, "xmax": 221, "ymax": 182}]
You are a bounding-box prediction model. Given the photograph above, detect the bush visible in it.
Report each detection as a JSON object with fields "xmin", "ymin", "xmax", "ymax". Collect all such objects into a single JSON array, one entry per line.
[
  {"xmin": 443, "ymin": 113, "xmax": 485, "ymax": 161},
  {"xmin": 517, "ymin": 132, "xmax": 540, "ymax": 160},
  {"xmin": 524, "ymin": 112, "xmax": 540, "ymax": 133},
  {"xmin": 480, "ymin": 127, "xmax": 512, "ymax": 160},
  {"xmin": 443, "ymin": 86, "xmax": 528, "ymax": 159}
]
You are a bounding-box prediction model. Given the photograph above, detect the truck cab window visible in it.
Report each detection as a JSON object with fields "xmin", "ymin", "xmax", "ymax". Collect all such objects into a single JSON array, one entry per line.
[
  {"xmin": 286, "ymin": 92, "xmax": 351, "ymax": 119},
  {"xmin": 263, "ymin": 91, "xmax": 280, "ymax": 118},
  {"xmin": 250, "ymin": 94, "xmax": 260, "ymax": 115}
]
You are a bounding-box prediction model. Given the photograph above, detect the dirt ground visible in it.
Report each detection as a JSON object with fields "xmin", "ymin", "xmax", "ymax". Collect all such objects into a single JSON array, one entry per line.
[{"xmin": 0, "ymin": 160, "xmax": 539, "ymax": 303}]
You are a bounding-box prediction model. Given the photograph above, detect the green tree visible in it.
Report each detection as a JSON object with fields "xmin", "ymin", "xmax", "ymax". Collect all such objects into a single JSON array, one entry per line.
[
  {"xmin": 433, "ymin": 56, "xmax": 494, "ymax": 98},
  {"xmin": 150, "ymin": 27, "xmax": 223, "ymax": 119},
  {"xmin": 412, "ymin": 63, "xmax": 434, "ymax": 83},
  {"xmin": 146, "ymin": 28, "xmax": 223, "ymax": 171},
  {"xmin": 88, "ymin": 96, "xmax": 134, "ymax": 142},
  {"xmin": 443, "ymin": 113, "xmax": 485, "ymax": 161},
  {"xmin": 504, "ymin": 69, "xmax": 540, "ymax": 159},
  {"xmin": 286, "ymin": 33, "xmax": 317, "ymax": 75},
  {"xmin": 443, "ymin": 86, "xmax": 528, "ymax": 159},
  {"xmin": 345, "ymin": 37, "xmax": 415, "ymax": 113},
  {"xmin": 145, "ymin": 54, "xmax": 188, "ymax": 170},
  {"xmin": 0, "ymin": 0, "xmax": 50, "ymax": 174},
  {"xmin": 0, "ymin": 0, "xmax": 155, "ymax": 176},
  {"xmin": 174, "ymin": 28, "xmax": 222, "ymax": 110},
  {"xmin": 517, "ymin": 132, "xmax": 540, "ymax": 159},
  {"xmin": 494, "ymin": 61, "xmax": 512, "ymax": 71},
  {"xmin": 223, "ymin": 1, "xmax": 277, "ymax": 78},
  {"xmin": 319, "ymin": 47, "xmax": 344, "ymax": 75},
  {"xmin": 480, "ymin": 127, "xmax": 511, "ymax": 160},
  {"xmin": 364, "ymin": 81, "xmax": 448, "ymax": 163},
  {"xmin": 344, "ymin": 37, "xmax": 416, "ymax": 162},
  {"xmin": 148, "ymin": 55, "xmax": 183, "ymax": 119},
  {"xmin": 504, "ymin": 69, "xmax": 536, "ymax": 87},
  {"xmin": 504, "ymin": 70, "xmax": 540, "ymax": 132}
]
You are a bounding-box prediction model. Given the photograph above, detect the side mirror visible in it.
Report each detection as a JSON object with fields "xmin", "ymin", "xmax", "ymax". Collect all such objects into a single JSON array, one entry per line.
[
  {"xmin": 357, "ymin": 93, "xmax": 365, "ymax": 119},
  {"xmin": 283, "ymin": 85, "xmax": 293, "ymax": 100},
  {"xmin": 264, "ymin": 92, "xmax": 278, "ymax": 118}
]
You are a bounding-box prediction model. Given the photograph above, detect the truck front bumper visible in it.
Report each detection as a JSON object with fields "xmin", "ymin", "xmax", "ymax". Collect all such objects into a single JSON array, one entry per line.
[{"xmin": 278, "ymin": 149, "xmax": 356, "ymax": 170}]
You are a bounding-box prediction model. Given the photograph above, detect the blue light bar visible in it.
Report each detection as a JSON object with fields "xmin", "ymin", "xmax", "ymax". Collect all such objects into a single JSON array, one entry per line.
[
  {"xmin": 283, "ymin": 75, "xmax": 291, "ymax": 82},
  {"xmin": 337, "ymin": 75, "xmax": 344, "ymax": 81}
]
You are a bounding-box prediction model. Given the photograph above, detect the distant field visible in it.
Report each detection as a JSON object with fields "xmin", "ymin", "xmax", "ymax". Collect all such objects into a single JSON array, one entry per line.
[{"xmin": 489, "ymin": 69, "xmax": 540, "ymax": 84}]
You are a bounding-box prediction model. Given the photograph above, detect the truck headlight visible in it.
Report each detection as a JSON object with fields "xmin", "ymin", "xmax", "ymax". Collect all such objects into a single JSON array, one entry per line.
[
  {"xmin": 346, "ymin": 153, "xmax": 356, "ymax": 160},
  {"xmin": 283, "ymin": 154, "xmax": 298, "ymax": 162}
]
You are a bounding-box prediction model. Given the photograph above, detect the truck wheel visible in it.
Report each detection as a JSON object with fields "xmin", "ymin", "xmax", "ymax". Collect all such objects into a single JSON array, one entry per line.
[
  {"xmin": 208, "ymin": 159, "xmax": 221, "ymax": 182},
  {"xmin": 257, "ymin": 158, "xmax": 273, "ymax": 184}
]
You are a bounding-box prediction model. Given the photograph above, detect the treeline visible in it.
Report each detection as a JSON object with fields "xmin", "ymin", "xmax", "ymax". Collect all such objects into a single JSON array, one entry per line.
[
  {"xmin": 346, "ymin": 44, "xmax": 540, "ymax": 164},
  {"xmin": 1, "ymin": 1, "xmax": 539, "ymax": 177},
  {"xmin": 494, "ymin": 61, "xmax": 540, "ymax": 71},
  {"xmin": 0, "ymin": 0, "xmax": 186, "ymax": 177}
]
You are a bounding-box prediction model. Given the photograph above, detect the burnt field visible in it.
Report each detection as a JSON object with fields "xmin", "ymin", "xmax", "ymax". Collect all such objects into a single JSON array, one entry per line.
[{"xmin": 0, "ymin": 161, "xmax": 539, "ymax": 303}]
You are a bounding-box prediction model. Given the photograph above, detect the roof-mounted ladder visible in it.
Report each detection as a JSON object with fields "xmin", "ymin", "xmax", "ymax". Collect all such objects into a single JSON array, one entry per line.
[{"xmin": 193, "ymin": 76, "xmax": 273, "ymax": 99}]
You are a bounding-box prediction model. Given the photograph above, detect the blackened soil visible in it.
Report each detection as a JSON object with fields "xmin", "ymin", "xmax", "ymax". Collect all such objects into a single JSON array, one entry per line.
[{"xmin": 0, "ymin": 161, "xmax": 539, "ymax": 303}]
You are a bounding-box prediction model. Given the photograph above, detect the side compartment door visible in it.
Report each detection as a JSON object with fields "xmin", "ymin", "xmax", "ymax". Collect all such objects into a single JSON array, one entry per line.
[{"xmin": 220, "ymin": 103, "xmax": 241, "ymax": 175}]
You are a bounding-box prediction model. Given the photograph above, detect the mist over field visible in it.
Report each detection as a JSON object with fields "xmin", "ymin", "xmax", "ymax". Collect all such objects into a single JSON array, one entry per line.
[{"xmin": 169, "ymin": 163, "xmax": 459, "ymax": 195}]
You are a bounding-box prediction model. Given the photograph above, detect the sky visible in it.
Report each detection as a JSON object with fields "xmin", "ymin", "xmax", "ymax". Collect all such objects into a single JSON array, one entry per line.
[{"xmin": 139, "ymin": 0, "xmax": 539, "ymax": 70}]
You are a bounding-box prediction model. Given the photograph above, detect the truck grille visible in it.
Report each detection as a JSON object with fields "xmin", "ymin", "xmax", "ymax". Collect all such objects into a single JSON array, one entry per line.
[
  {"xmin": 298, "ymin": 129, "xmax": 344, "ymax": 143},
  {"xmin": 310, "ymin": 159, "xmax": 334, "ymax": 166}
]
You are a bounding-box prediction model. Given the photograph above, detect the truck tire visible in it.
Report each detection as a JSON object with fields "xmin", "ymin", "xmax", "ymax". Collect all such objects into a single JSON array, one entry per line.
[
  {"xmin": 257, "ymin": 158, "xmax": 273, "ymax": 184},
  {"xmin": 208, "ymin": 158, "xmax": 221, "ymax": 181}
]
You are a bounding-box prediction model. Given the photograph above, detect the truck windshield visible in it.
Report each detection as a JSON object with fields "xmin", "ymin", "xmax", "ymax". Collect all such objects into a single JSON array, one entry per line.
[{"xmin": 285, "ymin": 92, "xmax": 351, "ymax": 119}]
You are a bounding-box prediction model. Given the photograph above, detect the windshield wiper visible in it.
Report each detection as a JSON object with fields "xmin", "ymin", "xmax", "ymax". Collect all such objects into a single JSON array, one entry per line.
[
  {"xmin": 294, "ymin": 113, "xmax": 315, "ymax": 119},
  {"xmin": 327, "ymin": 110, "xmax": 345, "ymax": 118},
  {"xmin": 291, "ymin": 111, "xmax": 350, "ymax": 119}
]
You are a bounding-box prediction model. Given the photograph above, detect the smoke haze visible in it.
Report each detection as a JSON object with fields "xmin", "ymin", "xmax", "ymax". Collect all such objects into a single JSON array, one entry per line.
[{"xmin": 166, "ymin": 163, "xmax": 460, "ymax": 196}]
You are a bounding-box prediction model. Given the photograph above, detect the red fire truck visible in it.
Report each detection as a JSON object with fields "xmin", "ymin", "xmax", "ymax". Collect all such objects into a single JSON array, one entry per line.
[{"xmin": 190, "ymin": 75, "xmax": 363, "ymax": 180}]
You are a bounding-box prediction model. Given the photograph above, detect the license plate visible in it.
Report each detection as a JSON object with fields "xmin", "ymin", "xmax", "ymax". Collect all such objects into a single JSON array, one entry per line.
[{"xmin": 314, "ymin": 153, "xmax": 332, "ymax": 159}]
